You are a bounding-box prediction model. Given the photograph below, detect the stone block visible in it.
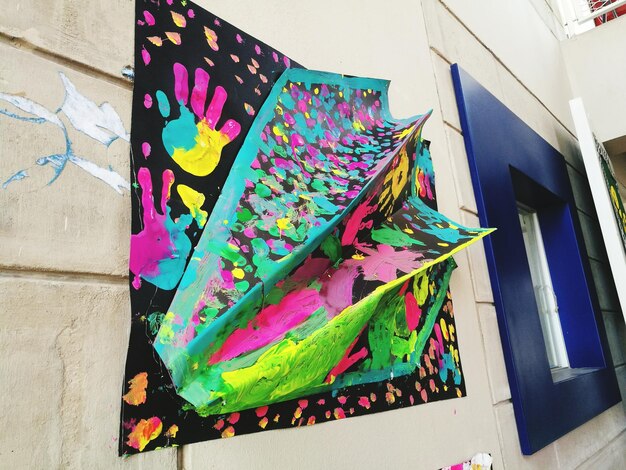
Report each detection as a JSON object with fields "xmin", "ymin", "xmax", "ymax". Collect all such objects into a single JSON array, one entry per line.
[
  {"xmin": 421, "ymin": 0, "xmax": 502, "ymax": 106},
  {"xmin": 494, "ymin": 401, "xmax": 560, "ymax": 469},
  {"xmin": 578, "ymin": 430, "xmax": 626, "ymax": 470},
  {"xmin": 567, "ymin": 164, "xmax": 596, "ymax": 217},
  {"xmin": 431, "ymin": 52, "xmax": 462, "ymax": 131},
  {"xmin": 603, "ymin": 312, "xmax": 626, "ymax": 367},
  {"xmin": 445, "ymin": 126, "xmax": 478, "ymax": 214},
  {"xmin": 0, "ymin": 0, "xmax": 134, "ymax": 79},
  {"xmin": 477, "ymin": 304, "xmax": 511, "ymax": 404},
  {"xmin": 0, "ymin": 275, "xmax": 177, "ymax": 468},
  {"xmin": 554, "ymin": 404, "xmax": 626, "ymax": 469},
  {"xmin": 460, "ymin": 211, "xmax": 494, "ymax": 303},
  {"xmin": 589, "ymin": 259, "xmax": 621, "ymax": 313},
  {"xmin": 578, "ymin": 211, "xmax": 608, "ymax": 263},
  {"xmin": 0, "ymin": 43, "xmax": 131, "ymax": 276}
]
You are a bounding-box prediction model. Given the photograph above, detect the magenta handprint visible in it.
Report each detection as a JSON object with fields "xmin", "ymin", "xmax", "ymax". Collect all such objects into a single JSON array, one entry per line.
[
  {"xmin": 130, "ymin": 167, "xmax": 192, "ymax": 290},
  {"xmin": 157, "ymin": 63, "xmax": 241, "ymax": 176}
]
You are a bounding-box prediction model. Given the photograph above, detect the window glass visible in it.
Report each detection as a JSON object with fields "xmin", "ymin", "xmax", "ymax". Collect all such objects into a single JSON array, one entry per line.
[{"xmin": 518, "ymin": 205, "xmax": 569, "ymax": 370}]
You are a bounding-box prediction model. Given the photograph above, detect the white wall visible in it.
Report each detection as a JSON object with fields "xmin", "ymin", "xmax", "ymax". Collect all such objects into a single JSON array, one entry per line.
[
  {"xmin": 0, "ymin": 0, "xmax": 624, "ymax": 468},
  {"xmin": 562, "ymin": 15, "xmax": 626, "ymax": 143}
]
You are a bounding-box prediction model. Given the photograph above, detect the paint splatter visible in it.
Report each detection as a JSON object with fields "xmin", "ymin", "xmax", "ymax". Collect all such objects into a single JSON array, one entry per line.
[
  {"xmin": 157, "ymin": 63, "xmax": 241, "ymax": 176},
  {"xmin": 165, "ymin": 424, "xmax": 178, "ymax": 438},
  {"xmin": 171, "ymin": 11, "xmax": 187, "ymax": 27},
  {"xmin": 204, "ymin": 27, "xmax": 219, "ymax": 51},
  {"xmin": 244, "ymin": 103, "xmax": 255, "ymax": 115},
  {"xmin": 126, "ymin": 417, "xmax": 163, "ymax": 451},
  {"xmin": 122, "ymin": 372, "xmax": 148, "ymax": 406},
  {"xmin": 129, "ymin": 168, "xmax": 192, "ymax": 290},
  {"xmin": 154, "ymin": 70, "xmax": 492, "ymax": 412}
]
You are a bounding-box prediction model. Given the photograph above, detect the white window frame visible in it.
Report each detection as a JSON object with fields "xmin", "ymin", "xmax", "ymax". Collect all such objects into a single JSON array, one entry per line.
[{"xmin": 518, "ymin": 204, "xmax": 570, "ymax": 370}]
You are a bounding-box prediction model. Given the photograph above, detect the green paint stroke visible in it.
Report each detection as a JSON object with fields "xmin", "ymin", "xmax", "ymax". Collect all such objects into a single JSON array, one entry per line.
[{"xmin": 190, "ymin": 258, "xmax": 455, "ymax": 415}]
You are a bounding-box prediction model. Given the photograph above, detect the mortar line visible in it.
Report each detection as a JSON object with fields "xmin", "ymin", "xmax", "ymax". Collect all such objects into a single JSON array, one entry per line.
[
  {"xmin": 576, "ymin": 428, "xmax": 626, "ymax": 468},
  {"xmin": 0, "ymin": 265, "xmax": 128, "ymax": 285},
  {"xmin": 0, "ymin": 32, "xmax": 133, "ymax": 91}
]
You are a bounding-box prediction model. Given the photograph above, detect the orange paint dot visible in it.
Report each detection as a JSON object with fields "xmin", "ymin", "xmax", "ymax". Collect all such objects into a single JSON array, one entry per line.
[
  {"xmin": 165, "ymin": 32, "xmax": 181, "ymax": 45},
  {"xmin": 122, "ymin": 372, "xmax": 148, "ymax": 406},
  {"xmin": 258, "ymin": 417, "xmax": 269, "ymax": 429},
  {"xmin": 165, "ymin": 424, "xmax": 178, "ymax": 438},
  {"xmin": 171, "ymin": 11, "xmax": 187, "ymax": 27}
]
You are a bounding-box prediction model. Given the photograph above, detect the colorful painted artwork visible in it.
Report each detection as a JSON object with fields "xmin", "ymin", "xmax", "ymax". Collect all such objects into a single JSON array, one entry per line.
[
  {"xmin": 121, "ymin": 0, "xmax": 492, "ymax": 455},
  {"xmin": 595, "ymin": 135, "xmax": 626, "ymax": 250},
  {"xmin": 440, "ymin": 453, "xmax": 493, "ymax": 470}
]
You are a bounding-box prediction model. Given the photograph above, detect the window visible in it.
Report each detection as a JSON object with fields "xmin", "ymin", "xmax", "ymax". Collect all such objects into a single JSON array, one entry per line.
[
  {"xmin": 517, "ymin": 204, "xmax": 570, "ymax": 371},
  {"xmin": 451, "ymin": 64, "xmax": 621, "ymax": 455}
]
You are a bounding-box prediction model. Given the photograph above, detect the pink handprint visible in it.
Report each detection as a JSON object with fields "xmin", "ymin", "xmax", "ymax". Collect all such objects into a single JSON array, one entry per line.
[
  {"xmin": 130, "ymin": 167, "xmax": 192, "ymax": 290},
  {"xmin": 157, "ymin": 63, "xmax": 241, "ymax": 176}
]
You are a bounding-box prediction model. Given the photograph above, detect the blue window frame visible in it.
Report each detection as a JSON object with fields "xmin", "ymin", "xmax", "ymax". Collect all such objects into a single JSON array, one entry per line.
[{"xmin": 451, "ymin": 64, "xmax": 621, "ymax": 454}]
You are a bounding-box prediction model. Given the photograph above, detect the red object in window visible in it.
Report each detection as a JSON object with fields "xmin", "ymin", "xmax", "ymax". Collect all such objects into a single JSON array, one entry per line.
[{"xmin": 592, "ymin": 0, "xmax": 626, "ymax": 26}]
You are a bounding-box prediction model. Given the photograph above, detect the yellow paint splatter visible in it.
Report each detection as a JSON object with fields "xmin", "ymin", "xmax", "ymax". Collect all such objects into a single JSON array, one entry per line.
[
  {"xmin": 147, "ymin": 36, "xmax": 163, "ymax": 46},
  {"xmin": 276, "ymin": 217, "xmax": 292, "ymax": 231},
  {"xmin": 232, "ymin": 268, "xmax": 245, "ymax": 279},
  {"xmin": 171, "ymin": 11, "xmax": 187, "ymax": 27},
  {"xmin": 396, "ymin": 125, "xmax": 415, "ymax": 140},
  {"xmin": 156, "ymin": 312, "xmax": 176, "ymax": 345},
  {"xmin": 126, "ymin": 417, "xmax": 162, "ymax": 452},
  {"xmin": 258, "ymin": 417, "xmax": 269, "ymax": 429},
  {"xmin": 172, "ymin": 119, "xmax": 233, "ymax": 176},
  {"xmin": 204, "ymin": 27, "xmax": 219, "ymax": 51},
  {"xmin": 165, "ymin": 424, "xmax": 179, "ymax": 438},
  {"xmin": 440, "ymin": 318, "xmax": 449, "ymax": 341},
  {"xmin": 122, "ymin": 372, "xmax": 148, "ymax": 406},
  {"xmin": 177, "ymin": 184, "xmax": 208, "ymax": 227},
  {"xmin": 221, "ymin": 426, "xmax": 235, "ymax": 438},
  {"xmin": 165, "ymin": 32, "xmax": 181, "ymax": 45}
]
